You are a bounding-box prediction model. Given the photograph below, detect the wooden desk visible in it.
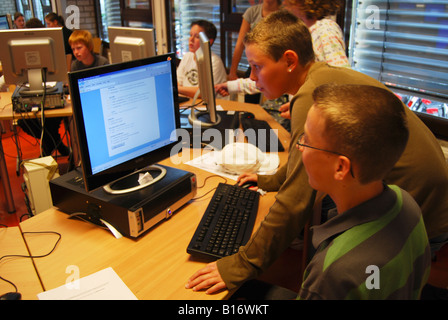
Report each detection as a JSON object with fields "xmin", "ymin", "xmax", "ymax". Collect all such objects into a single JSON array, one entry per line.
[
  {"xmin": 19, "ymin": 99, "xmax": 291, "ymax": 300},
  {"xmin": 0, "ymin": 226, "xmax": 44, "ymax": 299}
]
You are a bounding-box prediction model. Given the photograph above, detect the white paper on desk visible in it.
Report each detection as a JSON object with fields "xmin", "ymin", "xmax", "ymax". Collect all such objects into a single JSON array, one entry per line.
[{"xmin": 37, "ymin": 267, "xmax": 137, "ymax": 300}]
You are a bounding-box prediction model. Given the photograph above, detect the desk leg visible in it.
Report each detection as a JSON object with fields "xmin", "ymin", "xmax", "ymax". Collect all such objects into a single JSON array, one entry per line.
[{"xmin": 0, "ymin": 137, "xmax": 15, "ymax": 213}]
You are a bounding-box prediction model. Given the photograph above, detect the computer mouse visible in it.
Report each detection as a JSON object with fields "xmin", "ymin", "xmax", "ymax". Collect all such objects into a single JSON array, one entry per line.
[
  {"xmin": 240, "ymin": 181, "xmax": 258, "ymax": 189},
  {"xmin": 240, "ymin": 112, "xmax": 255, "ymax": 119},
  {"xmin": 0, "ymin": 292, "xmax": 22, "ymax": 300}
]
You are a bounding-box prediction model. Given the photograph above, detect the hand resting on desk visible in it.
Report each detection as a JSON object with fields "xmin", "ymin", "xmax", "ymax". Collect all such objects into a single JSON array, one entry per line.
[{"xmin": 185, "ymin": 261, "xmax": 227, "ymax": 294}]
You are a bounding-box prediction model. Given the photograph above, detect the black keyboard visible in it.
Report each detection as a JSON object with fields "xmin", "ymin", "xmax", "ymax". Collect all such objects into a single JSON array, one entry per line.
[
  {"xmin": 187, "ymin": 183, "xmax": 259, "ymax": 260},
  {"xmin": 240, "ymin": 117, "xmax": 285, "ymax": 152}
]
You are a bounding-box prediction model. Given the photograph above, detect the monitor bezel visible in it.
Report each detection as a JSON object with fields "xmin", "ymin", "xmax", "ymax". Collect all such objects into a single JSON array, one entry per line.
[
  {"xmin": 0, "ymin": 27, "xmax": 68, "ymax": 90},
  {"xmin": 188, "ymin": 31, "xmax": 219, "ymax": 126},
  {"xmin": 68, "ymin": 53, "xmax": 181, "ymax": 192},
  {"xmin": 108, "ymin": 26, "xmax": 156, "ymax": 63}
]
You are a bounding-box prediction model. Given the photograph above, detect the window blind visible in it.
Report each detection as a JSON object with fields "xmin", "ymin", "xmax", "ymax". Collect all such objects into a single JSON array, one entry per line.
[
  {"xmin": 99, "ymin": 0, "xmax": 122, "ymax": 41},
  {"xmin": 349, "ymin": 0, "xmax": 448, "ymax": 102},
  {"xmin": 173, "ymin": 0, "xmax": 221, "ymax": 58}
]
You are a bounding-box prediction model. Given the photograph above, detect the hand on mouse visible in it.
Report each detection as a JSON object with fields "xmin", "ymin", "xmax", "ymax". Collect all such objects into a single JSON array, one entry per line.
[{"xmin": 237, "ymin": 173, "xmax": 258, "ymax": 190}]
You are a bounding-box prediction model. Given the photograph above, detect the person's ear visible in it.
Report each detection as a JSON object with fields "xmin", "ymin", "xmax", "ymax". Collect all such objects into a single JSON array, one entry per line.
[
  {"xmin": 334, "ymin": 156, "xmax": 352, "ymax": 180},
  {"xmin": 283, "ymin": 49, "xmax": 299, "ymax": 72}
]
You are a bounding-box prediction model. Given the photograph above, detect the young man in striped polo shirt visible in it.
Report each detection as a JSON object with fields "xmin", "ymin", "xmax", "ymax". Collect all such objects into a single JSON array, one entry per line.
[{"xmin": 297, "ymin": 84, "xmax": 431, "ymax": 299}]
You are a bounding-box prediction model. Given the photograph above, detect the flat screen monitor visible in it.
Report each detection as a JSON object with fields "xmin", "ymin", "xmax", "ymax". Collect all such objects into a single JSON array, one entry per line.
[
  {"xmin": 188, "ymin": 31, "xmax": 219, "ymax": 127},
  {"xmin": 108, "ymin": 26, "xmax": 156, "ymax": 63},
  {"xmin": 0, "ymin": 27, "xmax": 67, "ymax": 94},
  {"xmin": 68, "ymin": 53, "xmax": 181, "ymax": 193},
  {"xmin": 0, "ymin": 14, "xmax": 11, "ymax": 29}
]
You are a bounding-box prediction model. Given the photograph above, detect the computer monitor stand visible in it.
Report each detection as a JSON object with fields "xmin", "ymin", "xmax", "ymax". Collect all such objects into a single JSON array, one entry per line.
[
  {"xmin": 180, "ymin": 109, "xmax": 239, "ymax": 150},
  {"xmin": 103, "ymin": 165, "xmax": 167, "ymax": 195},
  {"xmin": 187, "ymin": 88, "xmax": 221, "ymax": 127}
]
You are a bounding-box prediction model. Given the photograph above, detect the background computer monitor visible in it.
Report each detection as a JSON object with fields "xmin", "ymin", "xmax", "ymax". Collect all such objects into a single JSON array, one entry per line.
[
  {"xmin": 188, "ymin": 31, "xmax": 219, "ymax": 127},
  {"xmin": 0, "ymin": 14, "xmax": 11, "ymax": 29},
  {"xmin": 0, "ymin": 27, "xmax": 67, "ymax": 94},
  {"xmin": 108, "ymin": 26, "xmax": 156, "ymax": 63},
  {"xmin": 68, "ymin": 53, "xmax": 181, "ymax": 193}
]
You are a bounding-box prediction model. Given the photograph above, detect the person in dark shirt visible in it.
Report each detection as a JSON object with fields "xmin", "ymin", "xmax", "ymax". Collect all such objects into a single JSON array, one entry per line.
[
  {"xmin": 45, "ymin": 12, "xmax": 75, "ymax": 71},
  {"xmin": 25, "ymin": 17, "xmax": 44, "ymax": 28},
  {"xmin": 69, "ymin": 30, "xmax": 109, "ymax": 71}
]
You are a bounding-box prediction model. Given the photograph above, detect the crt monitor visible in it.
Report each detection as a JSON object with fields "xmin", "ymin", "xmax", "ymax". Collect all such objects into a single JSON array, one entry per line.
[
  {"xmin": 188, "ymin": 31, "xmax": 219, "ymax": 127},
  {"xmin": 0, "ymin": 27, "xmax": 67, "ymax": 94},
  {"xmin": 68, "ymin": 53, "xmax": 181, "ymax": 193},
  {"xmin": 108, "ymin": 26, "xmax": 156, "ymax": 63}
]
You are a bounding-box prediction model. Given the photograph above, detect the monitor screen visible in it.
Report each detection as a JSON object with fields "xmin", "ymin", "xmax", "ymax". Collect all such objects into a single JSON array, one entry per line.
[
  {"xmin": 188, "ymin": 31, "xmax": 219, "ymax": 127},
  {"xmin": 0, "ymin": 15, "xmax": 10, "ymax": 30},
  {"xmin": 108, "ymin": 26, "xmax": 156, "ymax": 63},
  {"xmin": 0, "ymin": 27, "xmax": 67, "ymax": 94},
  {"xmin": 68, "ymin": 53, "xmax": 181, "ymax": 193}
]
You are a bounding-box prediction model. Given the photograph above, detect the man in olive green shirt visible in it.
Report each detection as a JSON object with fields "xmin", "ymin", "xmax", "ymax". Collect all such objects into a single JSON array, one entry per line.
[{"xmin": 186, "ymin": 10, "xmax": 448, "ymax": 294}]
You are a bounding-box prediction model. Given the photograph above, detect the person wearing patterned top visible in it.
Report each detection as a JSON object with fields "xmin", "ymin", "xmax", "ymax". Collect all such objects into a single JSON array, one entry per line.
[{"xmin": 285, "ymin": 0, "xmax": 349, "ymax": 67}]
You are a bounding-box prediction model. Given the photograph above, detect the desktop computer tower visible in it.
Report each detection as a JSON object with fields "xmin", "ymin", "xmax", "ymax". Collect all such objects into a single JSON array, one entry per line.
[
  {"xmin": 12, "ymin": 82, "xmax": 65, "ymax": 112},
  {"xmin": 49, "ymin": 165, "xmax": 197, "ymax": 238},
  {"xmin": 23, "ymin": 156, "xmax": 60, "ymax": 215}
]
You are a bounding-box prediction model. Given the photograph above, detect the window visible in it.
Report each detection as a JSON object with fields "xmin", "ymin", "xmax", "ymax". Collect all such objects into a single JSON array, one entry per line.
[
  {"xmin": 173, "ymin": 0, "xmax": 263, "ymax": 72},
  {"xmin": 95, "ymin": 0, "xmax": 250, "ymax": 71},
  {"xmin": 96, "ymin": 0, "xmax": 172, "ymax": 53},
  {"xmin": 98, "ymin": 0, "xmax": 122, "ymax": 41},
  {"xmin": 97, "ymin": 0, "xmax": 153, "ymax": 42},
  {"xmin": 220, "ymin": 0, "xmax": 261, "ymax": 73},
  {"xmin": 349, "ymin": 0, "xmax": 448, "ymax": 137},
  {"xmin": 15, "ymin": 0, "xmax": 52, "ymax": 23},
  {"xmin": 173, "ymin": 0, "xmax": 221, "ymax": 58}
]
